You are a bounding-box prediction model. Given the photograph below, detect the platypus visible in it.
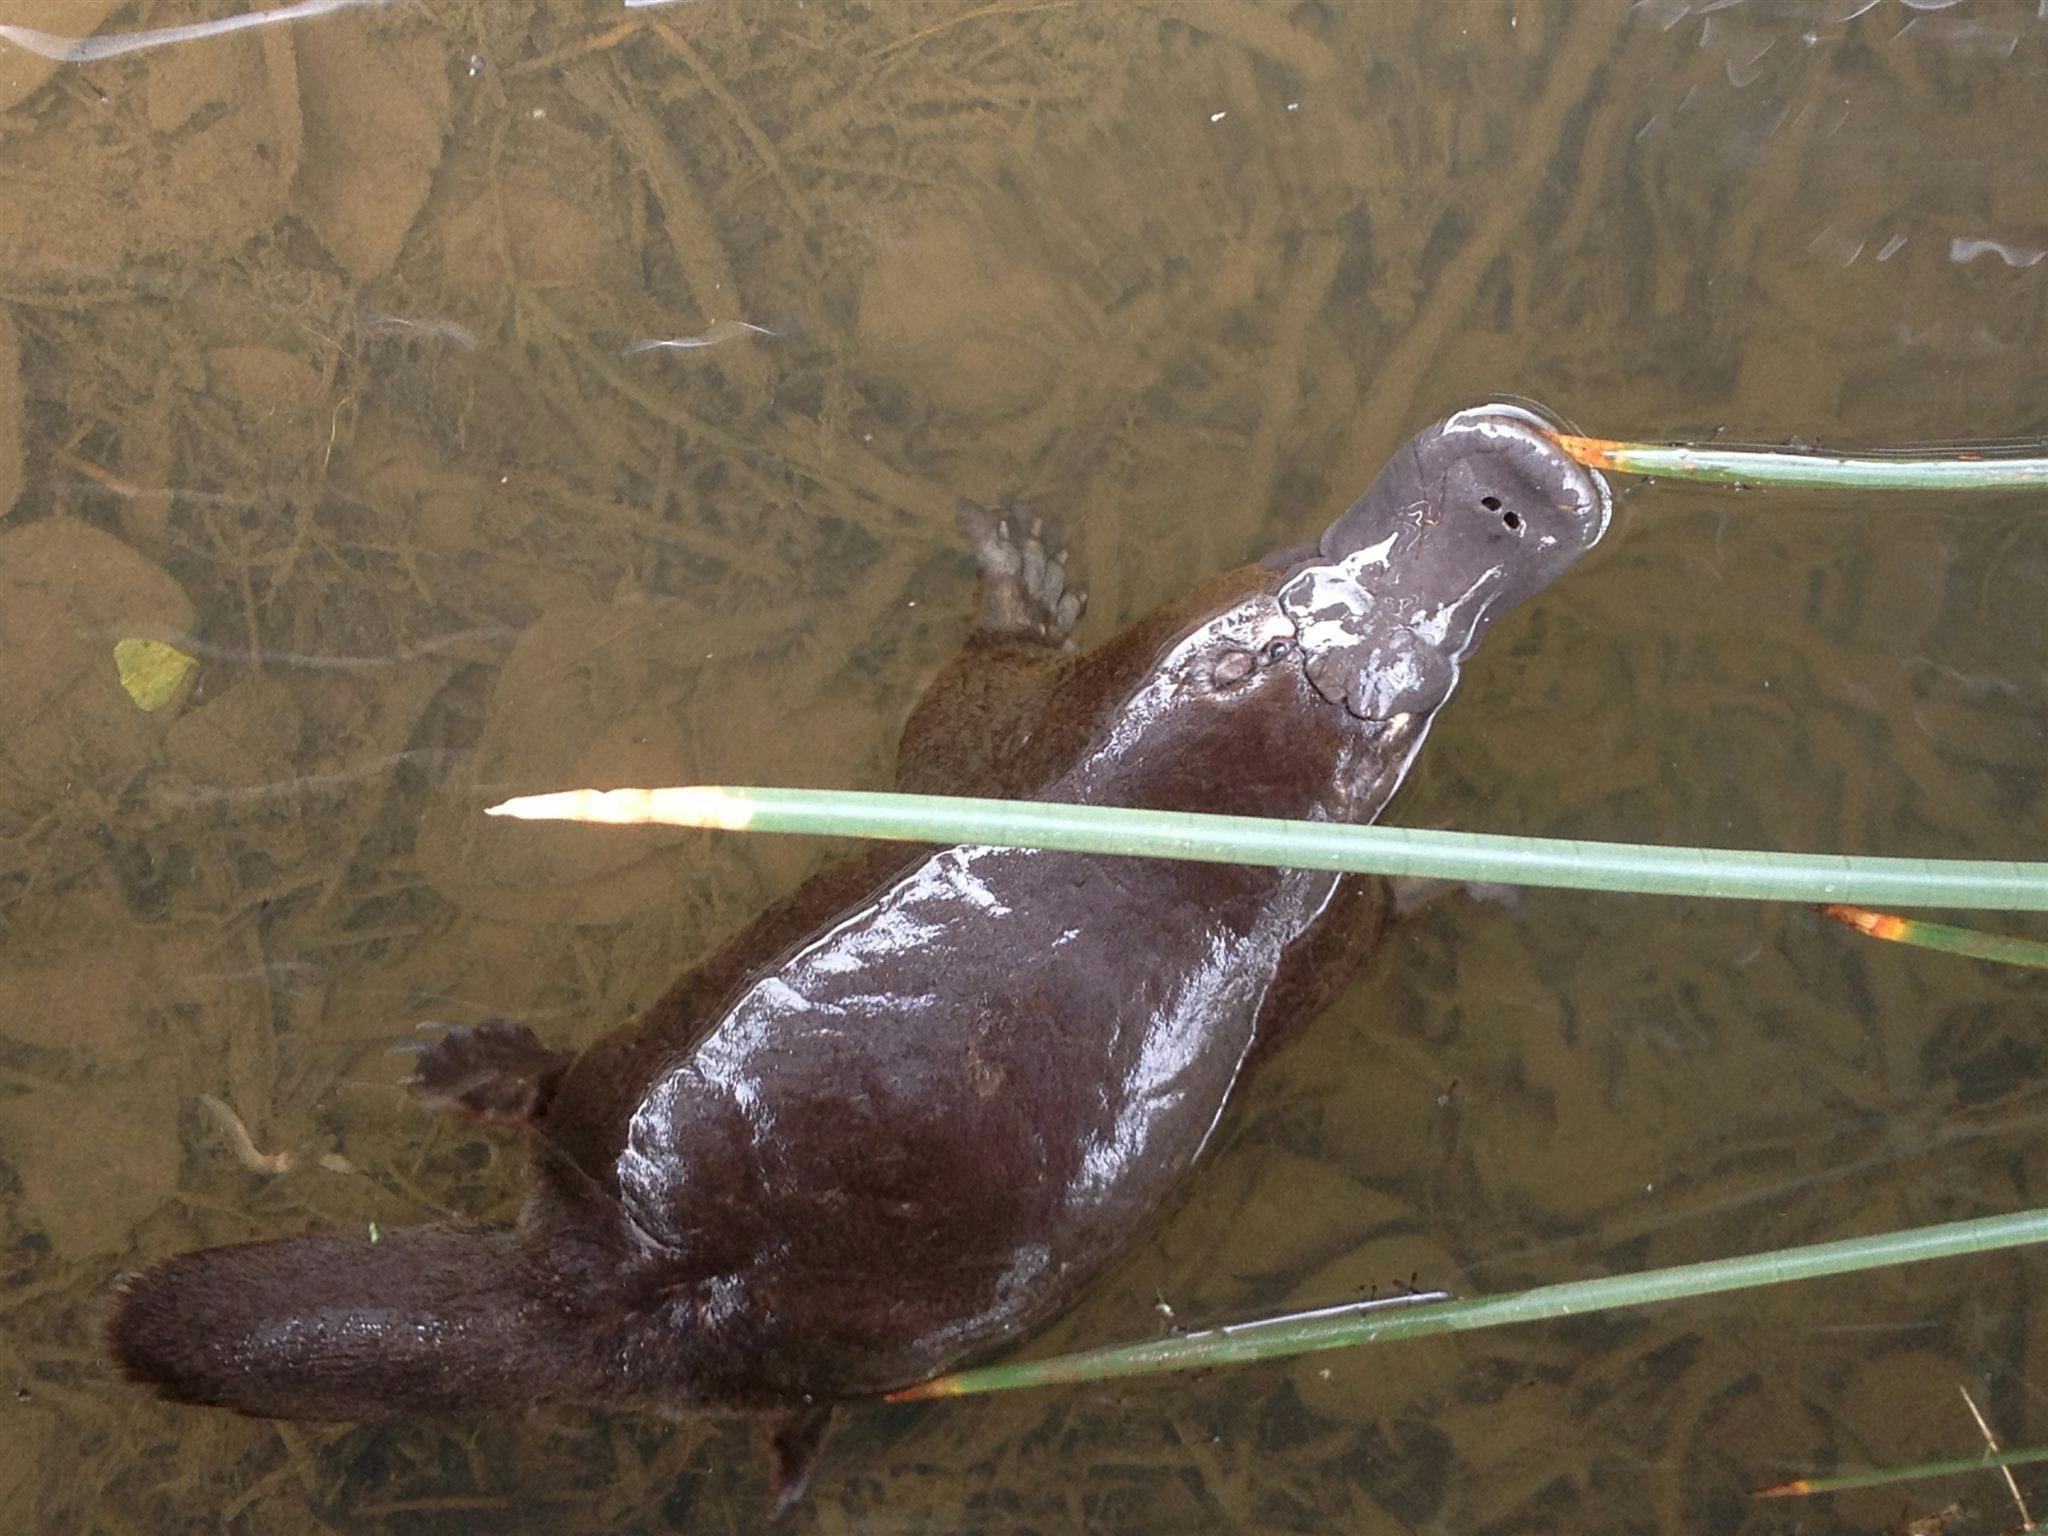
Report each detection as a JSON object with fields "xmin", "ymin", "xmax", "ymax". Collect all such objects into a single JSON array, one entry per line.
[{"xmin": 109, "ymin": 406, "xmax": 1610, "ymax": 1507}]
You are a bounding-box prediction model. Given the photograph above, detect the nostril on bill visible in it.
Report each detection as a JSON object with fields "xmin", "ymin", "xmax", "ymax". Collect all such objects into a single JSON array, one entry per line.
[{"xmin": 1444, "ymin": 403, "xmax": 1613, "ymax": 546}]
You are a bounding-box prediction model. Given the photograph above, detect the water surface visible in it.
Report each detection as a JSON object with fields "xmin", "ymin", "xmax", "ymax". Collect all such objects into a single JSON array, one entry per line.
[{"xmin": 3, "ymin": 1, "xmax": 2047, "ymax": 1531}]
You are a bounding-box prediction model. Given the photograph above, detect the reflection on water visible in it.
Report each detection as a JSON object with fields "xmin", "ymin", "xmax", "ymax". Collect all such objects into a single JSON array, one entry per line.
[{"xmin": 2, "ymin": 0, "xmax": 2046, "ymax": 1530}]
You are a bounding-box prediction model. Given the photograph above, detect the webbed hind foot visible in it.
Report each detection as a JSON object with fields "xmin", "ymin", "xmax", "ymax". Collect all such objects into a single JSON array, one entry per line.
[
  {"xmin": 958, "ymin": 497, "xmax": 1086, "ymax": 649},
  {"xmin": 407, "ymin": 1019, "xmax": 571, "ymax": 1127},
  {"xmin": 766, "ymin": 1405, "xmax": 833, "ymax": 1520}
]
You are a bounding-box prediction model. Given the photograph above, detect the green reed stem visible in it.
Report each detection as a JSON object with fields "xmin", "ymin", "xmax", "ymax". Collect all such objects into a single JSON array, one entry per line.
[
  {"xmin": 1755, "ymin": 1443, "xmax": 2048, "ymax": 1498},
  {"xmin": 1555, "ymin": 434, "xmax": 2048, "ymax": 490},
  {"xmin": 488, "ymin": 787, "xmax": 2048, "ymax": 911},
  {"xmin": 887, "ymin": 1207, "xmax": 2048, "ymax": 1399}
]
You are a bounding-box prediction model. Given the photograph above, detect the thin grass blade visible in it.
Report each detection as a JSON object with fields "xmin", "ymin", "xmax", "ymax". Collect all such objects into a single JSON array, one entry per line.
[
  {"xmin": 1754, "ymin": 1444, "xmax": 2048, "ymax": 1498},
  {"xmin": 487, "ymin": 787, "xmax": 2048, "ymax": 911},
  {"xmin": 882, "ymin": 1207, "xmax": 2048, "ymax": 1400},
  {"xmin": 1824, "ymin": 905, "xmax": 2048, "ymax": 969}
]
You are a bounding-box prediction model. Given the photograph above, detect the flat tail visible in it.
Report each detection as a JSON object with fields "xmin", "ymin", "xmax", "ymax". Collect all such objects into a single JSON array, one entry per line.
[{"xmin": 108, "ymin": 1223, "xmax": 590, "ymax": 1420}]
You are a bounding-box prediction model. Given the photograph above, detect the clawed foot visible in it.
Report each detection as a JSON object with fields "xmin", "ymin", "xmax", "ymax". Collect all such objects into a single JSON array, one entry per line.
[
  {"xmin": 957, "ymin": 497, "xmax": 1086, "ymax": 649},
  {"xmin": 406, "ymin": 1019, "xmax": 571, "ymax": 1128}
]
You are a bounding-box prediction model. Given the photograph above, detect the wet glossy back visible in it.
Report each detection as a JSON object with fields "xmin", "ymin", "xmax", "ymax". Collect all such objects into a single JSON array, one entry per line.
[
  {"xmin": 561, "ymin": 410, "xmax": 1612, "ymax": 1397},
  {"xmin": 607, "ymin": 602, "xmax": 1389, "ymax": 1390}
]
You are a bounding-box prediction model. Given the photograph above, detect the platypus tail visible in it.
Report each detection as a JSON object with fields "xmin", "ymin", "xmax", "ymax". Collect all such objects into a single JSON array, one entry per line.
[{"xmin": 108, "ymin": 1223, "xmax": 598, "ymax": 1420}]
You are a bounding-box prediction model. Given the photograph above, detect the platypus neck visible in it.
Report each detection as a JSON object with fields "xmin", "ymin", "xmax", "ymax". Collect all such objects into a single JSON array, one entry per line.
[{"xmin": 1047, "ymin": 658, "xmax": 1399, "ymax": 831}]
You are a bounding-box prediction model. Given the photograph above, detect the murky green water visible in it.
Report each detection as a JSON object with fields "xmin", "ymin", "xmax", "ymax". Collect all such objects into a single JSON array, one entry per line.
[{"xmin": 3, "ymin": 1, "xmax": 2046, "ymax": 1531}]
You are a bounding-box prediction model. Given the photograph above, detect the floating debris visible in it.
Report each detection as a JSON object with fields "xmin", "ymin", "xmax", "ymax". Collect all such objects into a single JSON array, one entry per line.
[
  {"xmin": 196, "ymin": 1095, "xmax": 360, "ymax": 1177},
  {"xmin": 0, "ymin": 0, "xmax": 389, "ymax": 64},
  {"xmin": 1806, "ymin": 222, "xmax": 1866, "ymax": 269},
  {"xmin": 1959, "ymin": 1384, "xmax": 2034, "ymax": 1531},
  {"xmin": 357, "ymin": 314, "xmax": 480, "ymax": 350},
  {"xmin": 112, "ymin": 638, "xmax": 198, "ymax": 713},
  {"xmin": 198, "ymin": 1094, "xmax": 295, "ymax": 1176},
  {"xmin": 1900, "ymin": 13, "xmax": 2020, "ymax": 61},
  {"xmin": 621, "ymin": 320, "xmax": 779, "ymax": 355},
  {"xmin": 1950, "ymin": 236, "xmax": 2047, "ymax": 269}
]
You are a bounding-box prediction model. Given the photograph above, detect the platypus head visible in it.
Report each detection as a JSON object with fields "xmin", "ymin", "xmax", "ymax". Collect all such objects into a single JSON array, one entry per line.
[
  {"xmin": 1069, "ymin": 404, "xmax": 1607, "ymax": 823},
  {"xmin": 1277, "ymin": 403, "xmax": 1610, "ymax": 726}
]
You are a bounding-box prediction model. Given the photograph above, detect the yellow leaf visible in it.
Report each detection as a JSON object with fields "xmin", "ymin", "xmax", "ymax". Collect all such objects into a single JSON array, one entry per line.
[{"xmin": 112, "ymin": 637, "xmax": 198, "ymax": 713}]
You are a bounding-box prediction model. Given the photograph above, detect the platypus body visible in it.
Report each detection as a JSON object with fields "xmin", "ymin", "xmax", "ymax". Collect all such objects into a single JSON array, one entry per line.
[{"xmin": 110, "ymin": 407, "xmax": 1609, "ymax": 1503}]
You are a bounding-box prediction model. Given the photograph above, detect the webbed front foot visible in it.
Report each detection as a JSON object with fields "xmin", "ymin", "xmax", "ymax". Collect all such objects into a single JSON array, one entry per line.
[
  {"xmin": 407, "ymin": 1018, "xmax": 571, "ymax": 1127},
  {"xmin": 957, "ymin": 497, "xmax": 1086, "ymax": 649}
]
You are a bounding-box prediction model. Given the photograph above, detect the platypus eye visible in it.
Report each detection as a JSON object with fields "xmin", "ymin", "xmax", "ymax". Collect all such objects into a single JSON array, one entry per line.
[
  {"xmin": 1261, "ymin": 638, "xmax": 1296, "ymax": 664},
  {"xmin": 1211, "ymin": 650, "xmax": 1255, "ymax": 687}
]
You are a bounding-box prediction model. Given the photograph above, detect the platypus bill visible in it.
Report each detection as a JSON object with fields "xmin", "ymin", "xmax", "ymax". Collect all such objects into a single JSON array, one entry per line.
[{"xmin": 108, "ymin": 405, "xmax": 1610, "ymax": 1512}]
